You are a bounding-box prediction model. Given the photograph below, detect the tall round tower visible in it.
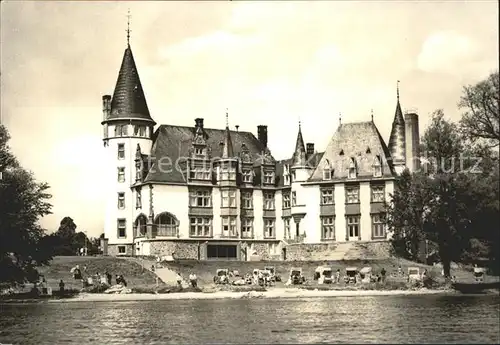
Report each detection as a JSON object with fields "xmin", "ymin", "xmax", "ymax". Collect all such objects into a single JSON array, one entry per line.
[{"xmin": 101, "ymin": 42, "xmax": 156, "ymax": 256}]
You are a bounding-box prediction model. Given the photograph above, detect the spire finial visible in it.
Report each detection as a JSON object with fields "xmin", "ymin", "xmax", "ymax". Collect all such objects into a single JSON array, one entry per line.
[
  {"xmin": 371, "ymin": 109, "xmax": 374, "ymax": 122},
  {"xmin": 126, "ymin": 9, "xmax": 131, "ymax": 46},
  {"xmin": 298, "ymin": 118, "xmax": 301, "ymax": 130},
  {"xmin": 225, "ymin": 108, "xmax": 229, "ymax": 128},
  {"xmin": 339, "ymin": 112, "xmax": 342, "ymax": 125},
  {"xmin": 397, "ymin": 80, "xmax": 400, "ymax": 100}
]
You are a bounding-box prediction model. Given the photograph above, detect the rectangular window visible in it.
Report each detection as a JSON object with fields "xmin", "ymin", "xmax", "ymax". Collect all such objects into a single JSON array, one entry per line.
[
  {"xmin": 283, "ymin": 217, "xmax": 291, "ymax": 239},
  {"xmin": 323, "ymin": 169, "xmax": 331, "ymax": 180},
  {"xmin": 136, "ymin": 189, "xmax": 142, "ymax": 209},
  {"xmin": 115, "ymin": 125, "xmax": 128, "ymax": 136},
  {"xmin": 195, "ymin": 147, "xmax": 204, "ymax": 155},
  {"xmin": 372, "ymin": 213, "xmax": 386, "ymax": 238},
  {"xmin": 321, "ymin": 216, "xmax": 335, "ymax": 240},
  {"xmin": 263, "ymin": 192, "xmax": 275, "ymax": 210},
  {"xmin": 264, "ymin": 219, "xmax": 275, "ymax": 238},
  {"xmin": 321, "ymin": 188, "xmax": 334, "ymax": 205},
  {"xmin": 242, "ymin": 169, "xmax": 253, "ymax": 183},
  {"xmin": 117, "ymin": 192, "xmax": 125, "ymax": 209},
  {"xmin": 118, "ymin": 246, "xmax": 126, "ymax": 254},
  {"xmin": 241, "ymin": 218, "xmax": 253, "ymax": 238},
  {"xmin": 117, "ymin": 219, "xmax": 126, "ymax": 238},
  {"xmin": 263, "ymin": 171, "xmax": 275, "ymax": 184},
  {"xmin": 221, "ymin": 216, "xmax": 237, "ymax": 237},
  {"xmin": 117, "ymin": 143, "xmax": 125, "ymax": 160},
  {"xmin": 284, "ymin": 175, "xmax": 290, "ymax": 185},
  {"xmin": 189, "ymin": 217, "xmax": 212, "ymax": 237},
  {"xmin": 347, "ymin": 216, "xmax": 360, "ymax": 239},
  {"xmin": 220, "ymin": 163, "xmax": 236, "ymax": 181},
  {"xmin": 345, "ymin": 186, "xmax": 359, "ymax": 204},
  {"xmin": 189, "ymin": 163, "xmax": 211, "ymax": 180},
  {"xmin": 221, "ymin": 189, "xmax": 237, "ymax": 208},
  {"xmin": 282, "ymin": 192, "xmax": 291, "ymax": 209},
  {"xmin": 241, "ymin": 191, "xmax": 253, "ymax": 209},
  {"xmin": 373, "ymin": 165, "xmax": 382, "ymax": 177},
  {"xmin": 117, "ymin": 167, "xmax": 125, "ymax": 183},
  {"xmin": 134, "ymin": 125, "xmax": 146, "ymax": 137},
  {"xmin": 189, "ymin": 190, "xmax": 212, "ymax": 207},
  {"xmin": 291, "ymin": 191, "xmax": 297, "ymax": 206},
  {"xmin": 371, "ymin": 185, "xmax": 385, "ymax": 202}
]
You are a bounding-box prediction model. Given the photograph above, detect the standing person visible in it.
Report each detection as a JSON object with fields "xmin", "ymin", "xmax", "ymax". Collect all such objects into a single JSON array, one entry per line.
[
  {"xmin": 59, "ymin": 279, "xmax": 65, "ymax": 293},
  {"xmin": 380, "ymin": 268, "xmax": 386, "ymax": 282},
  {"xmin": 335, "ymin": 269, "xmax": 341, "ymax": 284},
  {"xmin": 105, "ymin": 271, "xmax": 112, "ymax": 285},
  {"xmin": 189, "ymin": 273, "xmax": 197, "ymax": 288},
  {"xmin": 71, "ymin": 265, "xmax": 82, "ymax": 280},
  {"xmin": 176, "ymin": 272, "xmax": 183, "ymax": 289}
]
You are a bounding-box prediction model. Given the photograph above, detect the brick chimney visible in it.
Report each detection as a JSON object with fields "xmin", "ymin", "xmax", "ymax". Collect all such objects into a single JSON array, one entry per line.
[
  {"xmin": 195, "ymin": 118, "xmax": 204, "ymax": 130},
  {"xmin": 257, "ymin": 125, "xmax": 268, "ymax": 148},
  {"xmin": 306, "ymin": 143, "xmax": 315, "ymax": 156},
  {"xmin": 102, "ymin": 95, "xmax": 111, "ymax": 121}
]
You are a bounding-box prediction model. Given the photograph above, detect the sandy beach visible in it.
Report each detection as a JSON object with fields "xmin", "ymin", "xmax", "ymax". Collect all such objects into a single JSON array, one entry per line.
[{"xmin": 48, "ymin": 288, "xmax": 450, "ymax": 303}]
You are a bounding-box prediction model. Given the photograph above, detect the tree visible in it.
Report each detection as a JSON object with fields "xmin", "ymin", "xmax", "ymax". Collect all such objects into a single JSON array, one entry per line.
[
  {"xmin": 459, "ymin": 71, "xmax": 500, "ymax": 147},
  {"xmin": 56, "ymin": 216, "xmax": 77, "ymax": 240},
  {"xmin": 0, "ymin": 125, "xmax": 54, "ymax": 284}
]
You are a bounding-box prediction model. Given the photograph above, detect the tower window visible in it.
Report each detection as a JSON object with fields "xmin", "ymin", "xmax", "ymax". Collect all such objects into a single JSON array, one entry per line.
[
  {"xmin": 136, "ymin": 189, "xmax": 142, "ymax": 209},
  {"xmin": 291, "ymin": 191, "xmax": 297, "ymax": 206},
  {"xmin": 117, "ymin": 192, "xmax": 125, "ymax": 209},
  {"xmin": 115, "ymin": 125, "xmax": 128, "ymax": 137},
  {"xmin": 117, "ymin": 143, "xmax": 125, "ymax": 160},
  {"xmin": 263, "ymin": 171, "xmax": 275, "ymax": 184},
  {"xmin": 117, "ymin": 167, "xmax": 125, "ymax": 183},
  {"xmin": 242, "ymin": 169, "xmax": 253, "ymax": 183},
  {"xmin": 117, "ymin": 219, "xmax": 126, "ymax": 238},
  {"xmin": 134, "ymin": 125, "xmax": 146, "ymax": 137}
]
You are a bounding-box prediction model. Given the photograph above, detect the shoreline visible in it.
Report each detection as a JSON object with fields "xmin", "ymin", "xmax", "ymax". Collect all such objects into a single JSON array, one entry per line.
[{"xmin": 45, "ymin": 288, "xmax": 451, "ymax": 303}]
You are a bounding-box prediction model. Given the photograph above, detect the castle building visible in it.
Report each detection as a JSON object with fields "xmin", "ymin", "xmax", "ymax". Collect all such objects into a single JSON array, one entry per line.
[{"xmin": 101, "ymin": 41, "xmax": 420, "ymax": 260}]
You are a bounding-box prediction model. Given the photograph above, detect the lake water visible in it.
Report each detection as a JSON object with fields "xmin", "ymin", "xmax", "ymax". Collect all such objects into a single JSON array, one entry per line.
[{"xmin": 0, "ymin": 294, "xmax": 499, "ymax": 344}]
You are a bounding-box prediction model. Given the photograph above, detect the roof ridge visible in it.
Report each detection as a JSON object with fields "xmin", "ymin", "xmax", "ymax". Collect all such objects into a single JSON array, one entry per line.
[{"xmin": 158, "ymin": 123, "xmax": 254, "ymax": 135}]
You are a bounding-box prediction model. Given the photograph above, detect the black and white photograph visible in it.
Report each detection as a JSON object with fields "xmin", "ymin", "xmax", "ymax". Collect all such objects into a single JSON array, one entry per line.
[{"xmin": 0, "ymin": 0, "xmax": 499, "ymax": 344}]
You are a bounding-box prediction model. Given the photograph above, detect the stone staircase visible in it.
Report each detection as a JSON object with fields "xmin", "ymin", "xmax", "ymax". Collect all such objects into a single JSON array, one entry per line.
[
  {"xmin": 327, "ymin": 242, "xmax": 353, "ymax": 260},
  {"xmin": 120, "ymin": 257, "xmax": 189, "ymax": 287}
]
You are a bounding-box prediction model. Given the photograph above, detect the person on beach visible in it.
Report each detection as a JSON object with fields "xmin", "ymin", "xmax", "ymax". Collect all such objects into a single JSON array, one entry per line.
[
  {"xmin": 176, "ymin": 273, "xmax": 183, "ymax": 289},
  {"xmin": 189, "ymin": 273, "xmax": 197, "ymax": 288},
  {"xmin": 335, "ymin": 269, "xmax": 341, "ymax": 283},
  {"xmin": 71, "ymin": 265, "xmax": 82, "ymax": 280},
  {"xmin": 105, "ymin": 271, "xmax": 112, "ymax": 285},
  {"xmin": 380, "ymin": 268, "xmax": 386, "ymax": 282},
  {"xmin": 59, "ymin": 279, "xmax": 65, "ymax": 293}
]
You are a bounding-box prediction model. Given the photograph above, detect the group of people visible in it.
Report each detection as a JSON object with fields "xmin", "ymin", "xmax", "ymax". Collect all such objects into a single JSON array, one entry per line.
[
  {"xmin": 175, "ymin": 272, "xmax": 198, "ymax": 288},
  {"xmin": 70, "ymin": 264, "xmax": 127, "ymax": 288}
]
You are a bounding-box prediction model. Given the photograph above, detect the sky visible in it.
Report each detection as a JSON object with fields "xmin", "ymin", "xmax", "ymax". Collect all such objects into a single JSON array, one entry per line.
[{"xmin": 1, "ymin": 1, "xmax": 498, "ymax": 237}]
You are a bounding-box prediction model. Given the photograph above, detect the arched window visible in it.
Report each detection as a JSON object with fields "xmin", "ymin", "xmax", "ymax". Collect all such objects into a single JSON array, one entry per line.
[
  {"xmin": 154, "ymin": 212, "xmax": 179, "ymax": 237},
  {"xmin": 348, "ymin": 158, "xmax": 357, "ymax": 179},
  {"xmin": 322, "ymin": 160, "xmax": 332, "ymax": 180},
  {"xmin": 372, "ymin": 155, "xmax": 382, "ymax": 177},
  {"xmin": 134, "ymin": 214, "xmax": 147, "ymax": 237}
]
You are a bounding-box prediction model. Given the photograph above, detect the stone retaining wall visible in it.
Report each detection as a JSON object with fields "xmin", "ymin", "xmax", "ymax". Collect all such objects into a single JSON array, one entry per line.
[{"xmin": 285, "ymin": 243, "xmax": 338, "ymax": 261}]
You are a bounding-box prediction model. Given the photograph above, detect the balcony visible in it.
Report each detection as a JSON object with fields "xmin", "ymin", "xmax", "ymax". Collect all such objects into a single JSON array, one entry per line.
[{"xmin": 291, "ymin": 204, "xmax": 307, "ymax": 216}]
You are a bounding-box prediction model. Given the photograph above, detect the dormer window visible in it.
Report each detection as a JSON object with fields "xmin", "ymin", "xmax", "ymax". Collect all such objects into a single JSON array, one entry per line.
[
  {"xmin": 190, "ymin": 163, "xmax": 211, "ymax": 180},
  {"xmin": 348, "ymin": 158, "xmax": 357, "ymax": 179},
  {"xmin": 372, "ymin": 155, "xmax": 382, "ymax": 177},
  {"xmin": 366, "ymin": 147, "xmax": 371, "ymax": 154},
  {"xmin": 322, "ymin": 160, "xmax": 332, "ymax": 180},
  {"xmin": 195, "ymin": 147, "xmax": 204, "ymax": 156},
  {"xmin": 263, "ymin": 171, "xmax": 275, "ymax": 184},
  {"xmin": 242, "ymin": 169, "xmax": 253, "ymax": 183}
]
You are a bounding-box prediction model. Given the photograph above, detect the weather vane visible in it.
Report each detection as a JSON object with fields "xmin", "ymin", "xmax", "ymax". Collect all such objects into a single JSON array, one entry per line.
[{"xmin": 126, "ymin": 9, "xmax": 132, "ymax": 45}]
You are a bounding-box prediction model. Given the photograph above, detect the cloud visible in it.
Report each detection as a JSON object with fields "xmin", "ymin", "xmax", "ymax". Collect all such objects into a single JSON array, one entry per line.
[{"xmin": 417, "ymin": 31, "xmax": 479, "ymax": 74}]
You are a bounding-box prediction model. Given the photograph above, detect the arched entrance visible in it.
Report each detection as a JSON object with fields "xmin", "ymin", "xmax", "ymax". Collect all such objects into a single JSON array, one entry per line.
[
  {"xmin": 134, "ymin": 214, "xmax": 147, "ymax": 237},
  {"xmin": 154, "ymin": 212, "xmax": 179, "ymax": 237}
]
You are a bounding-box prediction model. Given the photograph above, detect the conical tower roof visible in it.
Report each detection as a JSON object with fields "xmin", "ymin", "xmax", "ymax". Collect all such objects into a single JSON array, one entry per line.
[
  {"xmin": 388, "ymin": 86, "xmax": 406, "ymax": 164},
  {"xmin": 221, "ymin": 125, "xmax": 235, "ymax": 159},
  {"xmin": 291, "ymin": 123, "xmax": 307, "ymax": 168},
  {"xmin": 106, "ymin": 45, "xmax": 155, "ymax": 124}
]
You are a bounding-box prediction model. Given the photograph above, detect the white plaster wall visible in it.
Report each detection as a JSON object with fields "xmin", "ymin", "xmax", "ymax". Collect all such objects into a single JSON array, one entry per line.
[
  {"xmin": 359, "ymin": 182, "xmax": 371, "ymax": 241},
  {"xmin": 302, "ymin": 185, "xmax": 321, "ymax": 243},
  {"xmin": 212, "ymin": 188, "xmax": 222, "ymax": 238},
  {"xmin": 151, "ymin": 184, "xmax": 189, "ymax": 237},
  {"xmin": 253, "ymin": 189, "xmax": 264, "ymax": 239},
  {"xmin": 335, "ymin": 184, "xmax": 346, "ymax": 241},
  {"xmin": 103, "ymin": 122, "xmax": 153, "ymax": 245},
  {"xmin": 275, "ymin": 190, "xmax": 284, "ymax": 240},
  {"xmin": 385, "ymin": 180, "xmax": 394, "ymax": 240}
]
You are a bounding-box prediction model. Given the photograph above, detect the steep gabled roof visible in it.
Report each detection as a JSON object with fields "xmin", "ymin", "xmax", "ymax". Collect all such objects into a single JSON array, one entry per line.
[
  {"xmin": 144, "ymin": 125, "xmax": 272, "ymax": 183},
  {"xmin": 275, "ymin": 151, "xmax": 324, "ymax": 187},
  {"xmin": 221, "ymin": 126, "xmax": 235, "ymax": 159},
  {"xmin": 308, "ymin": 121, "xmax": 395, "ymax": 182},
  {"xmin": 291, "ymin": 124, "xmax": 307, "ymax": 168},
  {"xmin": 107, "ymin": 45, "xmax": 155, "ymax": 124}
]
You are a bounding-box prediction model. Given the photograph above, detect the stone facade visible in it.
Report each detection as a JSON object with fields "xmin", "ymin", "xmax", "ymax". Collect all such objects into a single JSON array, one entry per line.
[
  {"xmin": 149, "ymin": 241, "xmax": 199, "ymax": 260},
  {"xmin": 107, "ymin": 244, "xmax": 134, "ymax": 256},
  {"xmin": 285, "ymin": 243, "xmax": 338, "ymax": 261}
]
